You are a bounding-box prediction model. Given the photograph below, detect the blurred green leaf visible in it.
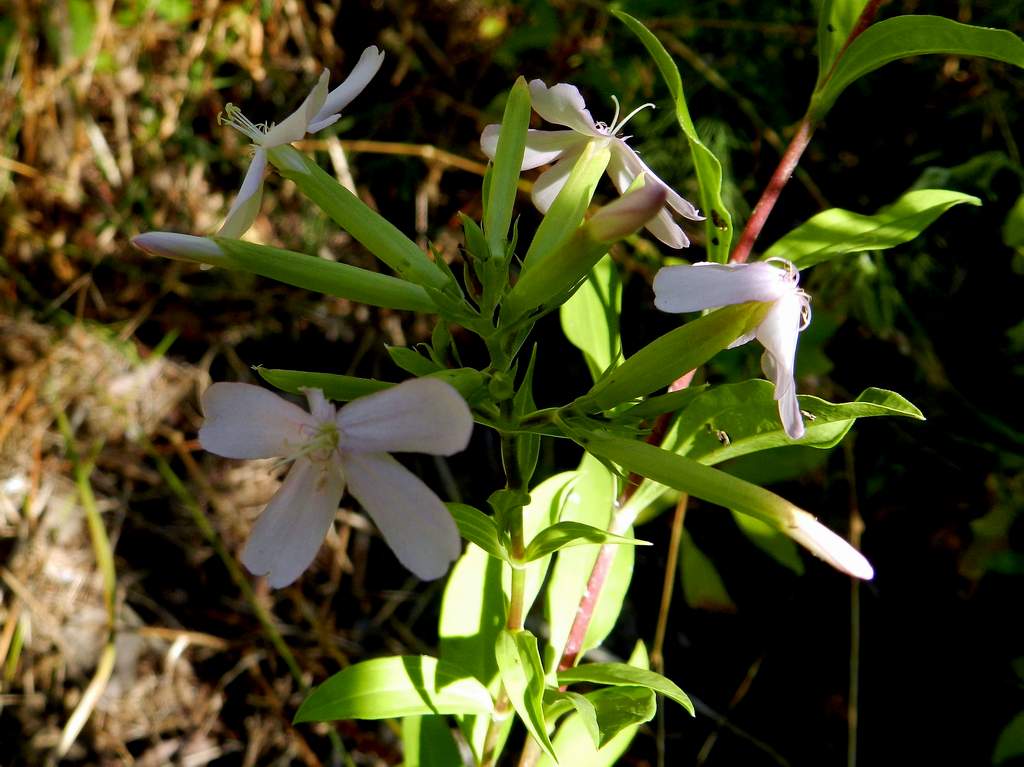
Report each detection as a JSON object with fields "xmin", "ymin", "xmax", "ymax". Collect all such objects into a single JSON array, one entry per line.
[
  {"xmin": 812, "ymin": 15, "xmax": 1024, "ymax": 118},
  {"xmin": 731, "ymin": 511, "xmax": 805, "ymax": 574},
  {"xmin": 994, "ymin": 712, "xmax": 1024, "ymax": 764},
  {"xmin": 401, "ymin": 716, "xmax": 463, "ymax": 767},
  {"xmin": 294, "ymin": 656, "xmax": 492, "ymax": 722},
  {"xmin": 560, "ymin": 255, "xmax": 623, "ymax": 382},
  {"xmin": 1003, "ymin": 194, "xmax": 1024, "ymax": 249},
  {"xmin": 680, "ymin": 531, "xmax": 736, "ymax": 612},
  {"xmin": 765, "ymin": 189, "xmax": 981, "ymax": 269}
]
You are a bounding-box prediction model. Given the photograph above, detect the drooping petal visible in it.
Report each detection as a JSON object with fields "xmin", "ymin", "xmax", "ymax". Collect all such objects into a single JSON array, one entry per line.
[
  {"xmin": 528, "ymin": 80, "xmax": 601, "ymax": 136},
  {"xmin": 788, "ymin": 510, "xmax": 874, "ymax": 579},
  {"xmin": 218, "ymin": 148, "xmax": 267, "ymax": 239},
  {"xmin": 613, "ymin": 140, "xmax": 702, "ymax": 221},
  {"xmin": 643, "ymin": 207, "xmax": 690, "ymax": 249},
  {"xmin": 336, "ymin": 378, "xmax": 473, "ymax": 456},
  {"xmin": 260, "ymin": 69, "xmax": 330, "ymax": 147},
  {"xmin": 199, "ymin": 382, "xmax": 317, "ymax": 459},
  {"xmin": 531, "ymin": 144, "xmax": 585, "ymax": 213},
  {"xmin": 606, "ymin": 145, "xmax": 691, "ymax": 248},
  {"xmin": 756, "ymin": 290, "xmax": 806, "ymax": 439},
  {"xmin": 309, "ymin": 46, "xmax": 385, "ymax": 133},
  {"xmin": 240, "ymin": 455, "xmax": 346, "ymax": 588},
  {"xmin": 652, "ymin": 261, "xmax": 792, "ymax": 313},
  {"xmin": 481, "ymin": 126, "xmax": 582, "ymax": 171},
  {"xmin": 343, "ymin": 451, "xmax": 461, "ymax": 580}
]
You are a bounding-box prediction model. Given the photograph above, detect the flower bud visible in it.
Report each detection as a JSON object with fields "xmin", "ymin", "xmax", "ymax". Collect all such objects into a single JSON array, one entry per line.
[
  {"xmin": 131, "ymin": 232, "xmax": 227, "ymax": 265},
  {"xmin": 585, "ymin": 179, "xmax": 667, "ymax": 243}
]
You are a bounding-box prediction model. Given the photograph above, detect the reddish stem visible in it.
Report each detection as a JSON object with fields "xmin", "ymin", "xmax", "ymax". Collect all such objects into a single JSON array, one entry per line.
[{"xmin": 729, "ymin": 116, "xmax": 815, "ymax": 264}]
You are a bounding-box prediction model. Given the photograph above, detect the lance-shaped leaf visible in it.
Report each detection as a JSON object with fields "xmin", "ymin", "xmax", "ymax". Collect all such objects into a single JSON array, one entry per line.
[
  {"xmin": 267, "ymin": 144, "xmax": 451, "ymax": 291},
  {"xmin": 294, "ymin": 655, "xmax": 493, "ymax": 722},
  {"xmin": 613, "ymin": 10, "xmax": 733, "ymax": 263},
  {"xmin": 495, "ymin": 629, "xmax": 558, "ymax": 762},
  {"xmin": 578, "ymin": 302, "xmax": 769, "ymax": 412},
  {"xmin": 560, "ymin": 255, "xmax": 623, "ymax": 382},
  {"xmin": 448, "ymin": 503, "xmax": 508, "ymax": 563},
  {"xmin": 816, "ymin": 0, "xmax": 871, "ymax": 86},
  {"xmin": 401, "ymin": 715, "xmax": 463, "ymax": 767},
  {"xmin": 557, "ymin": 662, "xmax": 693, "ymax": 715},
  {"xmin": 257, "ymin": 366, "xmax": 487, "ymax": 403},
  {"xmin": 812, "ymin": 15, "xmax": 1024, "ymax": 118},
  {"xmin": 545, "ymin": 688, "xmax": 654, "ymax": 749},
  {"xmin": 485, "ymin": 77, "xmax": 530, "ymax": 257},
  {"xmin": 573, "ymin": 426, "xmax": 874, "ymax": 579},
  {"xmin": 521, "ymin": 142, "xmax": 610, "ymax": 273},
  {"xmin": 764, "ymin": 188, "xmax": 981, "ymax": 269},
  {"xmin": 504, "ymin": 181, "xmax": 664, "ymax": 321},
  {"xmin": 523, "ymin": 522, "xmax": 648, "ymax": 562}
]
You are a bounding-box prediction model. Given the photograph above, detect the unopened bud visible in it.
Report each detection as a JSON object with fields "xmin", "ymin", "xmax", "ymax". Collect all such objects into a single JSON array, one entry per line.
[
  {"xmin": 788, "ymin": 511, "xmax": 874, "ymax": 579},
  {"xmin": 131, "ymin": 232, "xmax": 226, "ymax": 265},
  {"xmin": 586, "ymin": 179, "xmax": 668, "ymax": 243}
]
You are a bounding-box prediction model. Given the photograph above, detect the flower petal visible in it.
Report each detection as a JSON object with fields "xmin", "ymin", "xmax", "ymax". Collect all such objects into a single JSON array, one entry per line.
[
  {"xmin": 481, "ymin": 126, "xmax": 581, "ymax": 171},
  {"xmin": 528, "ymin": 80, "xmax": 600, "ymax": 136},
  {"xmin": 336, "ymin": 378, "xmax": 473, "ymax": 455},
  {"xmin": 756, "ymin": 291, "xmax": 806, "ymax": 439},
  {"xmin": 241, "ymin": 455, "xmax": 346, "ymax": 588},
  {"xmin": 531, "ymin": 146, "xmax": 584, "ymax": 213},
  {"xmin": 653, "ymin": 261, "xmax": 792, "ymax": 313},
  {"xmin": 613, "ymin": 141, "xmax": 702, "ymax": 221},
  {"xmin": 643, "ymin": 207, "xmax": 690, "ymax": 249},
  {"xmin": 199, "ymin": 382, "xmax": 316, "ymax": 459},
  {"xmin": 261, "ymin": 69, "xmax": 330, "ymax": 147},
  {"xmin": 218, "ymin": 148, "xmax": 267, "ymax": 239},
  {"xmin": 344, "ymin": 451, "xmax": 460, "ymax": 580},
  {"xmin": 309, "ymin": 46, "xmax": 385, "ymax": 133},
  {"xmin": 788, "ymin": 511, "xmax": 874, "ymax": 579}
]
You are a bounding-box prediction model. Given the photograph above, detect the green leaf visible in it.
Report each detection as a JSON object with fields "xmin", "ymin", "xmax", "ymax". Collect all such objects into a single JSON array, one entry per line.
[
  {"xmin": 994, "ymin": 712, "xmax": 1024, "ymax": 763},
  {"xmin": 495, "ymin": 630, "xmax": 558, "ymax": 762},
  {"xmin": 401, "ymin": 716, "xmax": 463, "ymax": 767},
  {"xmin": 513, "ymin": 346, "xmax": 541, "ymax": 488},
  {"xmin": 257, "ymin": 367, "xmax": 390, "ymax": 401},
  {"xmin": 448, "ymin": 504, "xmax": 507, "ymax": 562},
  {"xmin": 560, "ymin": 255, "xmax": 623, "ymax": 382},
  {"xmin": 485, "ymin": 77, "xmax": 530, "ymax": 257},
  {"xmin": 257, "ymin": 366, "xmax": 486, "ymax": 403},
  {"xmin": 812, "ymin": 15, "xmax": 1024, "ymax": 118},
  {"xmin": 544, "ymin": 690, "xmax": 600, "ymax": 747},
  {"xmin": 268, "ymin": 145, "xmax": 450, "ymax": 291},
  {"xmin": 621, "ymin": 384, "xmax": 709, "ymax": 420},
  {"xmin": 680, "ymin": 531, "xmax": 736, "ymax": 612},
  {"xmin": 294, "ymin": 656, "xmax": 493, "ymax": 722},
  {"xmin": 211, "ymin": 237, "xmax": 437, "ymax": 312},
  {"xmin": 523, "ymin": 522, "xmax": 648, "ymax": 562},
  {"xmin": 557, "ymin": 663, "xmax": 693, "ymax": 715},
  {"xmin": 613, "ymin": 10, "xmax": 733, "ymax": 263},
  {"xmin": 586, "ymin": 687, "xmax": 657, "ymax": 747},
  {"xmin": 665, "ymin": 382, "xmax": 925, "ymax": 467},
  {"xmin": 731, "ymin": 511, "xmax": 805, "ymax": 575},
  {"xmin": 522, "ymin": 142, "xmax": 611, "ymax": 273},
  {"xmin": 387, "ymin": 345, "xmax": 441, "ymax": 377},
  {"xmin": 765, "ymin": 189, "xmax": 981, "ymax": 269},
  {"xmin": 816, "ymin": 0, "xmax": 870, "ymax": 85},
  {"xmin": 1003, "ymin": 193, "xmax": 1024, "ymax": 249},
  {"xmin": 544, "ymin": 454, "xmax": 633, "ymax": 671},
  {"xmin": 537, "ymin": 642, "xmax": 649, "ymax": 767},
  {"xmin": 580, "ymin": 302, "xmax": 770, "ymax": 412}
]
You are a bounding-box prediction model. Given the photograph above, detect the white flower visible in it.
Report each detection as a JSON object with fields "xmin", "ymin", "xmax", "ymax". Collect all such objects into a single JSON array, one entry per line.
[
  {"xmin": 653, "ymin": 257, "xmax": 812, "ymax": 440},
  {"xmin": 480, "ymin": 80, "xmax": 703, "ymax": 248},
  {"xmin": 198, "ymin": 377, "xmax": 472, "ymax": 587},
  {"xmin": 217, "ymin": 45, "xmax": 385, "ymax": 238}
]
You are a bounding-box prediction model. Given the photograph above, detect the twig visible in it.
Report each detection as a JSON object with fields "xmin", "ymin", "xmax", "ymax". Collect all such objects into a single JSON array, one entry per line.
[{"xmin": 844, "ymin": 438, "xmax": 864, "ymax": 767}]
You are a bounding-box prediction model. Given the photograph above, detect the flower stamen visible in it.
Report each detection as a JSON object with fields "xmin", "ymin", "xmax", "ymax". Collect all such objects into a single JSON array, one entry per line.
[{"xmin": 218, "ymin": 104, "xmax": 268, "ymax": 143}]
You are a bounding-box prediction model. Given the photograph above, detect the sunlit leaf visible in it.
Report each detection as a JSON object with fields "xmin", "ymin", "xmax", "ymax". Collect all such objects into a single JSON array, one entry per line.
[
  {"xmin": 448, "ymin": 504, "xmax": 508, "ymax": 562},
  {"xmin": 295, "ymin": 656, "xmax": 493, "ymax": 722},
  {"xmin": 560, "ymin": 255, "xmax": 622, "ymax": 382},
  {"xmin": 557, "ymin": 662, "xmax": 694, "ymax": 715},
  {"xmin": 816, "ymin": 0, "xmax": 870, "ymax": 84},
  {"xmin": 523, "ymin": 521, "xmax": 648, "ymax": 562},
  {"xmin": 401, "ymin": 716, "xmax": 463, "ymax": 767},
  {"xmin": 495, "ymin": 630, "xmax": 558, "ymax": 761},
  {"xmin": 680, "ymin": 531, "xmax": 736, "ymax": 612}
]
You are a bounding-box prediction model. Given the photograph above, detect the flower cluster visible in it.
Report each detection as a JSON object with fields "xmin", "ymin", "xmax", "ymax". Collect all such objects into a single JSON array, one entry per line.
[{"xmin": 481, "ymin": 80, "xmax": 703, "ymax": 248}]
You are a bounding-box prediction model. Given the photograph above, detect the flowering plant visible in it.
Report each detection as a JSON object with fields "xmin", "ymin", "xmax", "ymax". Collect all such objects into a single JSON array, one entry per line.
[{"xmin": 130, "ymin": 7, "xmax": 1021, "ymax": 764}]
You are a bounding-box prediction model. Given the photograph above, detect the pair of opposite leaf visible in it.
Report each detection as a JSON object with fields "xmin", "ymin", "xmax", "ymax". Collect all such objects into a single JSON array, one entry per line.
[{"xmin": 143, "ymin": 55, "xmax": 822, "ymax": 587}]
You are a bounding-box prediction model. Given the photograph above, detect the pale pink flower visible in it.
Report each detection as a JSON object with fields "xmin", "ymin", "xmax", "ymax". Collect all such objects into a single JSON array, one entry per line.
[{"xmin": 199, "ymin": 377, "xmax": 472, "ymax": 587}]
